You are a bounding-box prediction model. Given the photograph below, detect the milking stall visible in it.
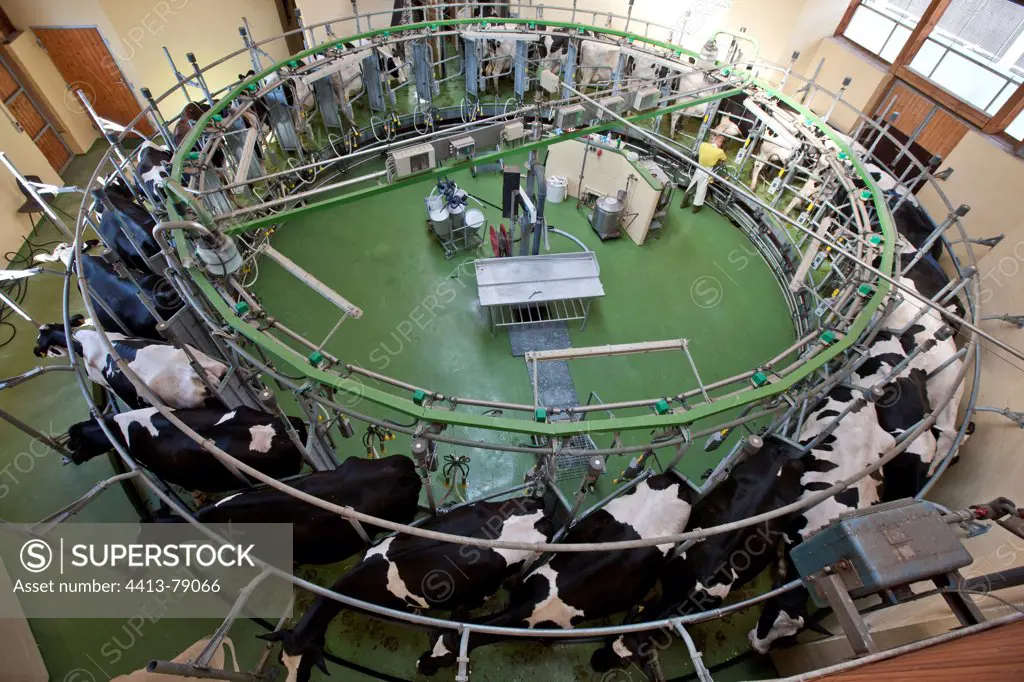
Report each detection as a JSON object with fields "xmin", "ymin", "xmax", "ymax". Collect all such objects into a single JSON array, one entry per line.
[{"xmin": 2, "ymin": 0, "xmax": 1024, "ymax": 680}]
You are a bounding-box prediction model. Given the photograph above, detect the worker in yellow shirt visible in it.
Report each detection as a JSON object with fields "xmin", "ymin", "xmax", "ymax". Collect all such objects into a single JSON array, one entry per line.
[{"xmin": 680, "ymin": 135, "xmax": 727, "ymax": 214}]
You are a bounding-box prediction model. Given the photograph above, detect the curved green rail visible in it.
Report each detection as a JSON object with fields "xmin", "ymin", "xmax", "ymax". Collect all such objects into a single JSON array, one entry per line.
[{"xmin": 167, "ymin": 18, "xmax": 893, "ymax": 438}]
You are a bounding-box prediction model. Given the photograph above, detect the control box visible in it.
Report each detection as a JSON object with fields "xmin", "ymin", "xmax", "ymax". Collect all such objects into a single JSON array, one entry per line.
[
  {"xmin": 556, "ymin": 104, "xmax": 587, "ymax": 130},
  {"xmin": 791, "ymin": 499, "xmax": 973, "ymax": 607}
]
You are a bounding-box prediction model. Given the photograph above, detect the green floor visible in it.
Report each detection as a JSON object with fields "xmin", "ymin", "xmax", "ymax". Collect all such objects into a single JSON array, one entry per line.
[
  {"xmin": 1, "ymin": 135, "xmax": 790, "ymax": 681},
  {"xmin": 247, "ymin": 154, "xmax": 794, "ymax": 681}
]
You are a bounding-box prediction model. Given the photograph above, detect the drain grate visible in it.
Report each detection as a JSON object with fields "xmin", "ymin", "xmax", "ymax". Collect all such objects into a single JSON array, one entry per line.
[{"xmin": 552, "ymin": 416, "xmax": 598, "ymax": 479}]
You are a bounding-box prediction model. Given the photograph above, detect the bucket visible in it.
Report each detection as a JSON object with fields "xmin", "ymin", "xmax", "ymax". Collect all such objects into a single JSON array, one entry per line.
[
  {"xmin": 547, "ymin": 176, "xmax": 568, "ymax": 204},
  {"xmin": 449, "ymin": 202, "xmax": 466, "ymax": 229},
  {"xmin": 429, "ymin": 207, "xmax": 451, "ymax": 238},
  {"xmin": 464, "ymin": 209, "xmax": 485, "ymax": 236}
]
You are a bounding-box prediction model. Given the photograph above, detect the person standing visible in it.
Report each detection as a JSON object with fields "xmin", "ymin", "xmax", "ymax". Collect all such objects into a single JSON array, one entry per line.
[{"xmin": 680, "ymin": 135, "xmax": 727, "ymax": 214}]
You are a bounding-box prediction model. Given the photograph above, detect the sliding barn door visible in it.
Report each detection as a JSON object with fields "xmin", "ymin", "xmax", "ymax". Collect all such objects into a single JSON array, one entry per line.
[
  {"xmin": 32, "ymin": 27, "xmax": 152, "ymax": 136},
  {"xmin": 0, "ymin": 52, "xmax": 71, "ymax": 172}
]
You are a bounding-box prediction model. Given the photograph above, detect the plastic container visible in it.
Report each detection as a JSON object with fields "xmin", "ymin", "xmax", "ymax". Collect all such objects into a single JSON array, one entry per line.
[
  {"xmin": 547, "ymin": 176, "xmax": 569, "ymax": 204},
  {"xmin": 464, "ymin": 209, "xmax": 485, "ymax": 236},
  {"xmin": 429, "ymin": 207, "xmax": 451, "ymax": 238}
]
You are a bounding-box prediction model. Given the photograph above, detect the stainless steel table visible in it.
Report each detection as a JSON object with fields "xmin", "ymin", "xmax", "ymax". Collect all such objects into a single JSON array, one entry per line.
[{"xmin": 474, "ymin": 252, "xmax": 606, "ymax": 333}]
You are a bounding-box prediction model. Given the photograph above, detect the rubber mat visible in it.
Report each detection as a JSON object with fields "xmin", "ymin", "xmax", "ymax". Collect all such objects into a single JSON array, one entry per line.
[
  {"xmin": 509, "ymin": 321, "xmax": 580, "ymax": 410},
  {"xmin": 507, "ymin": 320, "xmax": 572, "ymax": 357}
]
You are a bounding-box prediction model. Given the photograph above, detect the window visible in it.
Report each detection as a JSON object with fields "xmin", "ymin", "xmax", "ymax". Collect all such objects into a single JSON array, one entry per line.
[
  {"xmin": 842, "ymin": 0, "xmax": 931, "ymax": 62},
  {"xmin": 908, "ymin": 0, "xmax": 1024, "ymax": 112},
  {"xmin": 1007, "ymin": 108, "xmax": 1024, "ymax": 141},
  {"xmin": 837, "ymin": 0, "xmax": 1024, "ymax": 143}
]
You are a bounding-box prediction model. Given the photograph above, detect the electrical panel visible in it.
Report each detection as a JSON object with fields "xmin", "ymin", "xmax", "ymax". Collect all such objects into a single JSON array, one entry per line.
[
  {"xmin": 388, "ymin": 143, "xmax": 436, "ymax": 178},
  {"xmin": 448, "ymin": 135, "xmax": 476, "ymax": 159},
  {"xmin": 632, "ymin": 86, "xmax": 661, "ymax": 112},
  {"xmin": 556, "ymin": 104, "xmax": 587, "ymax": 130},
  {"xmin": 502, "ymin": 120, "xmax": 525, "ymax": 143},
  {"xmin": 539, "ymin": 68, "xmax": 560, "ymax": 94},
  {"xmin": 596, "ymin": 95, "xmax": 626, "ymax": 120}
]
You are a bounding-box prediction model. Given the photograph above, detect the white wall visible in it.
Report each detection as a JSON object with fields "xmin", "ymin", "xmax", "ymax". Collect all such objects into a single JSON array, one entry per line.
[
  {"xmin": 293, "ymin": 0, "xmax": 851, "ymax": 65},
  {"xmin": 781, "ymin": 36, "xmax": 889, "ymax": 132},
  {"xmin": 0, "ymin": 0, "xmax": 288, "ymax": 122},
  {"xmin": 0, "ymin": 109, "xmax": 63, "ymax": 265}
]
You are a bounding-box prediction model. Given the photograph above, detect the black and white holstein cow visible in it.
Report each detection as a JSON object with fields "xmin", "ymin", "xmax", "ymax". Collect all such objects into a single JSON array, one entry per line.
[
  {"xmin": 747, "ymin": 384, "xmax": 897, "ymax": 653},
  {"xmin": 65, "ymin": 406, "xmax": 306, "ymax": 492},
  {"xmin": 152, "ymin": 456, "xmax": 421, "ymax": 565},
  {"xmin": 34, "ymin": 314, "xmax": 227, "ymax": 410},
  {"xmin": 348, "ymin": 39, "xmax": 407, "ymax": 86},
  {"xmin": 260, "ymin": 493, "xmax": 563, "ymax": 682},
  {"xmin": 134, "ymin": 140, "xmax": 174, "ymax": 202},
  {"xmin": 577, "ymin": 34, "xmax": 620, "ymax": 88},
  {"xmin": 749, "ymin": 242, "xmax": 972, "ymax": 652},
  {"xmin": 92, "ymin": 186, "xmax": 160, "ymax": 273},
  {"xmin": 590, "ymin": 437, "xmax": 810, "ymax": 674},
  {"xmin": 35, "ymin": 241, "xmax": 181, "ymax": 340},
  {"xmin": 417, "ymin": 474, "xmax": 698, "ymax": 675},
  {"xmin": 883, "ymin": 265, "xmax": 969, "ymax": 467},
  {"xmin": 534, "ymin": 27, "xmax": 570, "ymax": 73}
]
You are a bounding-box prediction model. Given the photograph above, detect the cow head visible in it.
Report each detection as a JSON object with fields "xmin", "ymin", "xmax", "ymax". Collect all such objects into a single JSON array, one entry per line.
[
  {"xmin": 257, "ymin": 629, "xmax": 328, "ymax": 682},
  {"xmin": 65, "ymin": 418, "xmax": 119, "ymax": 465},
  {"xmin": 33, "ymin": 314, "xmax": 89, "ymax": 358},
  {"xmin": 416, "ymin": 631, "xmax": 459, "ymax": 676}
]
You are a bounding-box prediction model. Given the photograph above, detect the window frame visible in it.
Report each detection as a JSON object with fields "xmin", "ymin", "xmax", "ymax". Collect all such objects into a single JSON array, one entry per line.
[{"xmin": 836, "ymin": 0, "xmax": 1024, "ymax": 140}]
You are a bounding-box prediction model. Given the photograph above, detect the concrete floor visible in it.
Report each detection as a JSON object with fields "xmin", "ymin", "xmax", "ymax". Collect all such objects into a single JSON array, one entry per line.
[{"xmin": 1, "ymin": 135, "xmax": 790, "ymax": 681}]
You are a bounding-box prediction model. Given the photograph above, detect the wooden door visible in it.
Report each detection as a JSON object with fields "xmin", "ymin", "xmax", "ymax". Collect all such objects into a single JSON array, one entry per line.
[
  {"xmin": 875, "ymin": 80, "xmax": 968, "ymax": 160},
  {"xmin": 0, "ymin": 53, "xmax": 71, "ymax": 172},
  {"xmin": 32, "ymin": 27, "xmax": 152, "ymax": 135}
]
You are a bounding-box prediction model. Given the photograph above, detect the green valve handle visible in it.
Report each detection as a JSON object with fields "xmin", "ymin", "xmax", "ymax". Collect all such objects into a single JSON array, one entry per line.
[
  {"xmin": 287, "ymin": 60, "xmax": 299, "ymax": 68},
  {"xmin": 857, "ymin": 284, "xmax": 875, "ymax": 297},
  {"xmin": 869, "ymin": 234, "xmax": 883, "ymax": 246},
  {"xmin": 654, "ymin": 399, "xmax": 670, "ymax": 415},
  {"xmin": 752, "ymin": 372, "xmax": 768, "ymax": 387},
  {"xmin": 212, "ymin": 114, "xmax": 223, "ymax": 122},
  {"xmin": 820, "ymin": 330, "xmax": 837, "ymax": 344},
  {"xmin": 246, "ymin": 84, "xmax": 257, "ymax": 92},
  {"xmin": 308, "ymin": 351, "xmax": 324, "ymax": 367},
  {"xmin": 837, "ymin": 152, "xmax": 848, "ymax": 160},
  {"xmin": 861, "ymin": 190, "xmax": 872, "ymax": 200},
  {"xmin": 186, "ymin": 151, "xmax": 200, "ymax": 160},
  {"xmin": 233, "ymin": 301, "xmax": 250, "ymax": 315},
  {"xmin": 721, "ymin": 67, "xmax": 731, "ymax": 75},
  {"xmin": 534, "ymin": 407, "xmax": 548, "ymax": 423},
  {"xmin": 413, "ymin": 389, "xmax": 427, "ymax": 406}
]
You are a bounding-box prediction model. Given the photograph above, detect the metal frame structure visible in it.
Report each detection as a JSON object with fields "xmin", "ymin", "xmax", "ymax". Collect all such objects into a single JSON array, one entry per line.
[{"xmin": 4, "ymin": 4, "xmax": 1024, "ymax": 681}]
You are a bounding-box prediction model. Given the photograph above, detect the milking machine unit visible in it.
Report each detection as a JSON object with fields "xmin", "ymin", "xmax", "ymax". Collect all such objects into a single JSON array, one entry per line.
[{"xmin": 425, "ymin": 177, "xmax": 485, "ymax": 258}]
